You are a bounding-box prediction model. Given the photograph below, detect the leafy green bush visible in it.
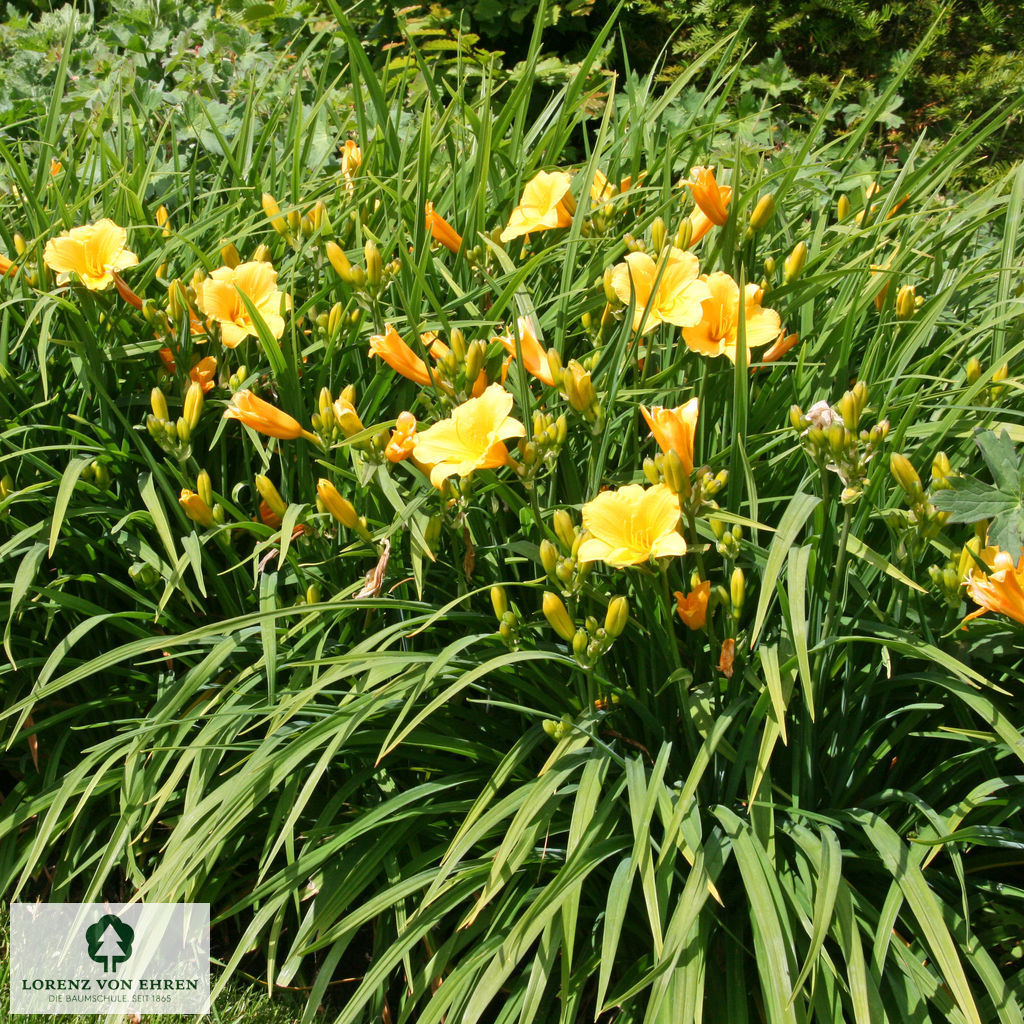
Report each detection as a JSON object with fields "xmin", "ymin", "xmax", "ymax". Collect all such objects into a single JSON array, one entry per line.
[{"xmin": 3, "ymin": 4, "xmax": 1024, "ymax": 1023}]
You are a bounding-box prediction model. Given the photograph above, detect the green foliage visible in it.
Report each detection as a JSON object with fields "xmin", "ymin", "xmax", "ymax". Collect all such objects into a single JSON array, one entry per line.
[{"xmin": 1, "ymin": 2, "xmax": 1024, "ymax": 1022}]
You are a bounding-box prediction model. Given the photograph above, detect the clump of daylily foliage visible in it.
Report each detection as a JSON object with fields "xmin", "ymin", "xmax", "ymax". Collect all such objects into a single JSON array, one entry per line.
[{"xmin": 2, "ymin": 29, "xmax": 1024, "ymax": 1022}]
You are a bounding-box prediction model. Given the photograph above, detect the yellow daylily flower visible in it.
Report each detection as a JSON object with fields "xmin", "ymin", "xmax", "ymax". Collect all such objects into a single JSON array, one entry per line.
[
  {"xmin": 682, "ymin": 271, "xmax": 781, "ymax": 363},
  {"xmin": 964, "ymin": 548, "xmax": 1024, "ymax": 627},
  {"xmin": 224, "ymin": 390, "xmax": 316, "ymax": 442},
  {"xmin": 611, "ymin": 247, "xmax": 710, "ymax": 335},
  {"xmin": 640, "ymin": 398, "xmax": 699, "ymax": 474},
  {"xmin": 500, "ymin": 170, "xmax": 574, "ymax": 243},
  {"xmin": 577, "ymin": 484, "xmax": 687, "ymax": 567},
  {"xmin": 194, "ymin": 262, "xmax": 291, "ymax": 348},
  {"xmin": 413, "ymin": 383, "xmax": 526, "ymax": 489},
  {"xmin": 43, "ymin": 219, "xmax": 139, "ymax": 290}
]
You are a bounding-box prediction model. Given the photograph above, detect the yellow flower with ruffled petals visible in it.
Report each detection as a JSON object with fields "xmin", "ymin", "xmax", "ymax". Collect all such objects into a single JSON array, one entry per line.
[
  {"xmin": 577, "ymin": 484, "xmax": 687, "ymax": 567},
  {"xmin": 195, "ymin": 262, "xmax": 290, "ymax": 348},
  {"xmin": 413, "ymin": 384, "xmax": 525, "ymax": 489},
  {"xmin": 964, "ymin": 547, "xmax": 1024, "ymax": 626},
  {"xmin": 682, "ymin": 272, "xmax": 781, "ymax": 363},
  {"xmin": 500, "ymin": 170, "xmax": 574, "ymax": 243},
  {"xmin": 611, "ymin": 248, "xmax": 710, "ymax": 335},
  {"xmin": 43, "ymin": 219, "xmax": 138, "ymax": 291}
]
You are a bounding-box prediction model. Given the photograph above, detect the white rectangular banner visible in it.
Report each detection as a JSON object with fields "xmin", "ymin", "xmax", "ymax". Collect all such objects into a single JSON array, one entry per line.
[{"xmin": 10, "ymin": 903, "xmax": 210, "ymax": 1015}]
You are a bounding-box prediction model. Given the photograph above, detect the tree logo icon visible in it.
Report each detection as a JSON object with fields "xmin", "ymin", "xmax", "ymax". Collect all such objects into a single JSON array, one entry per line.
[{"xmin": 85, "ymin": 915, "xmax": 135, "ymax": 973}]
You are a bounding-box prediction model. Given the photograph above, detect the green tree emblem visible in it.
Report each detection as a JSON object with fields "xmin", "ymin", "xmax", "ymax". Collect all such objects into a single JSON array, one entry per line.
[{"xmin": 85, "ymin": 915, "xmax": 134, "ymax": 973}]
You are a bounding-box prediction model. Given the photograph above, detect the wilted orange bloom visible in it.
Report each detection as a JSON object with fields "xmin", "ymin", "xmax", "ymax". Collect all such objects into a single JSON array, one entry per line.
[
  {"xmin": 425, "ymin": 202, "xmax": 463, "ymax": 254},
  {"xmin": 194, "ymin": 262, "xmax": 290, "ymax": 348},
  {"xmin": 0, "ymin": 252, "xmax": 13, "ymax": 277},
  {"xmin": 717, "ymin": 638, "xmax": 736, "ymax": 678},
  {"xmin": 641, "ymin": 398, "xmax": 698, "ymax": 474},
  {"xmin": 413, "ymin": 384, "xmax": 525, "ymax": 488},
  {"xmin": 224, "ymin": 390, "xmax": 316, "ymax": 442},
  {"xmin": 757, "ymin": 329, "xmax": 800, "ymax": 366},
  {"xmin": 964, "ymin": 548, "xmax": 1024, "ymax": 627},
  {"xmin": 675, "ymin": 580, "xmax": 711, "ymax": 629},
  {"xmin": 369, "ymin": 324, "xmax": 437, "ymax": 387},
  {"xmin": 180, "ymin": 489, "xmax": 216, "ymax": 528},
  {"xmin": 43, "ymin": 219, "xmax": 139, "ymax": 290},
  {"xmin": 687, "ymin": 167, "xmax": 732, "ymax": 227},
  {"xmin": 577, "ymin": 484, "xmax": 687, "ymax": 567},
  {"xmin": 386, "ymin": 411, "xmax": 418, "ymax": 463},
  {"xmin": 611, "ymin": 248, "xmax": 710, "ymax": 335},
  {"xmin": 498, "ymin": 317, "xmax": 556, "ymax": 387},
  {"xmin": 500, "ymin": 170, "xmax": 574, "ymax": 243},
  {"xmin": 190, "ymin": 356, "xmax": 218, "ymax": 393},
  {"xmin": 682, "ymin": 272, "xmax": 781, "ymax": 363}
]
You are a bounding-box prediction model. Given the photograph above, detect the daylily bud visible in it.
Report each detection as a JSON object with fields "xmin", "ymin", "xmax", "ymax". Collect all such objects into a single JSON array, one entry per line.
[
  {"xmin": 993, "ymin": 362, "xmax": 1009, "ymax": 384},
  {"xmin": 308, "ymin": 200, "xmax": 329, "ymax": 234},
  {"xmin": 890, "ymin": 453, "xmax": 923, "ymax": 501},
  {"xmin": 604, "ymin": 595, "xmax": 629, "ymax": 638},
  {"xmin": 490, "ymin": 585, "xmax": 509, "ymax": 620},
  {"xmin": 603, "ymin": 266, "xmax": 618, "ymax": 304},
  {"xmin": 837, "ymin": 195, "xmax": 850, "ymax": 221},
  {"xmin": 150, "ymin": 386, "xmax": 169, "ymax": 422},
  {"xmin": 673, "ymin": 219, "xmax": 692, "ymax": 250},
  {"xmin": 176, "ymin": 417, "xmax": 191, "ymax": 442},
  {"xmin": 197, "ymin": 469, "xmax": 213, "ymax": 509},
  {"xmin": 552, "ymin": 510, "xmax": 576, "ymax": 552},
  {"xmin": 642, "ymin": 457, "xmax": 660, "ymax": 486},
  {"xmin": 730, "ymin": 567, "xmax": 745, "ymax": 618},
  {"xmin": 364, "ymin": 240, "xmax": 382, "ymax": 289},
  {"xmin": 250, "ymin": 243, "xmax": 270, "ymax": 263},
  {"xmin": 183, "ymin": 381, "xmax": 203, "ymax": 431},
  {"xmin": 156, "ymin": 205, "xmax": 171, "ymax": 235},
  {"xmin": 316, "ymin": 478, "xmax": 372, "ymax": 541},
  {"xmin": 327, "ymin": 302, "xmax": 344, "ymax": 339},
  {"xmin": 255, "ymin": 475, "xmax": 288, "ymax": 518},
  {"xmin": 546, "ymin": 348, "xmax": 563, "ymax": 384},
  {"xmin": 895, "ymin": 284, "xmax": 917, "ymax": 320},
  {"xmin": 931, "ymin": 451, "xmax": 952, "ymax": 487},
  {"xmin": 13, "ymin": 233, "xmax": 26, "ymax": 256},
  {"xmin": 262, "ymin": 193, "xmax": 288, "ymax": 235},
  {"xmin": 167, "ymin": 279, "xmax": 188, "ymax": 325},
  {"xmin": 449, "ymin": 327, "xmax": 466, "ymax": 362},
  {"xmin": 662, "ymin": 449, "xmax": 688, "ymax": 495},
  {"xmin": 220, "ymin": 242, "xmax": 241, "ymax": 268},
  {"xmin": 650, "ymin": 217, "xmax": 667, "ymax": 254},
  {"xmin": 748, "ymin": 193, "xmax": 775, "ymax": 232},
  {"xmin": 180, "ymin": 489, "xmax": 215, "ymax": 528},
  {"xmin": 784, "ymin": 242, "xmax": 807, "ymax": 283},
  {"xmin": 543, "ymin": 592, "xmax": 576, "ymax": 642},
  {"xmin": 464, "ymin": 340, "xmax": 485, "ymax": 385},
  {"xmin": 789, "ymin": 405, "xmax": 806, "ymax": 431},
  {"xmin": 539, "ymin": 539, "xmax": 560, "ymax": 577},
  {"xmin": 966, "ymin": 357, "xmax": 982, "ymax": 385}
]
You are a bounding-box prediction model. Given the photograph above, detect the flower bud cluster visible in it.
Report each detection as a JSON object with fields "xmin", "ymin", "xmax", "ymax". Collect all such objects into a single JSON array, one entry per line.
[
  {"xmin": 790, "ymin": 383, "xmax": 889, "ymax": 504},
  {"xmin": 312, "ymin": 385, "xmax": 375, "ymax": 452},
  {"xmin": 179, "ymin": 469, "xmax": 225, "ymax": 529},
  {"xmin": 515, "ymin": 410, "xmax": 568, "ymax": 484},
  {"xmin": 542, "ymin": 591, "xmax": 629, "ymax": 669},
  {"xmin": 262, "ymin": 193, "xmax": 333, "ymax": 246},
  {"xmin": 966, "ymin": 356, "xmax": 1011, "ymax": 406},
  {"xmin": 643, "ymin": 455, "xmax": 727, "ymax": 512},
  {"xmin": 324, "ymin": 239, "xmax": 401, "ymax": 299},
  {"xmin": 490, "ymin": 585, "xmax": 522, "ymax": 650},
  {"xmin": 147, "ymin": 382, "xmax": 204, "ymax": 460},
  {"xmin": 539, "ymin": 509, "xmax": 592, "ymax": 597},
  {"xmin": 886, "ymin": 450, "xmax": 953, "ymax": 558},
  {"xmin": 710, "ymin": 517, "xmax": 742, "ymax": 559}
]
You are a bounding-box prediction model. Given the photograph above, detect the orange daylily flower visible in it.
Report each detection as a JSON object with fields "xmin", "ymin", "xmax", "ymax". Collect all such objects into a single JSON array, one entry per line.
[
  {"xmin": 686, "ymin": 166, "xmax": 731, "ymax": 226},
  {"xmin": 386, "ymin": 411, "xmax": 418, "ymax": 463},
  {"xmin": 43, "ymin": 219, "xmax": 139, "ymax": 291},
  {"xmin": 682, "ymin": 272, "xmax": 781, "ymax": 363},
  {"xmin": 194, "ymin": 261, "xmax": 290, "ymax": 348},
  {"xmin": 190, "ymin": 356, "xmax": 218, "ymax": 393},
  {"xmin": 259, "ymin": 500, "xmax": 283, "ymax": 529},
  {"xmin": 369, "ymin": 324, "xmax": 437, "ymax": 387},
  {"xmin": 498, "ymin": 317, "xmax": 557, "ymax": 387},
  {"xmin": 413, "ymin": 384, "xmax": 525, "ymax": 489},
  {"xmin": 675, "ymin": 580, "xmax": 711, "ymax": 629},
  {"xmin": 180, "ymin": 489, "xmax": 216, "ymax": 528},
  {"xmin": 577, "ymin": 484, "xmax": 687, "ymax": 567},
  {"xmin": 757, "ymin": 330, "xmax": 800, "ymax": 366},
  {"xmin": 224, "ymin": 390, "xmax": 316, "ymax": 442},
  {"xmin": 611, "ymin": 248, "xmax": 711, "ymax": 335},
  {"xmin": 500, "ymin": 170, "xmax": 574, "ymax": 243},
  {"xmin": 640, "ymin": 398, "xmax": 699, "ymax": 474},
  {"xmin": 964, "ymin": 548, "xmax": 1024, "ymax": 627},
  {"xmin": 425, "ymin": 202, "xmax": 463, "ymax": 254}
]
